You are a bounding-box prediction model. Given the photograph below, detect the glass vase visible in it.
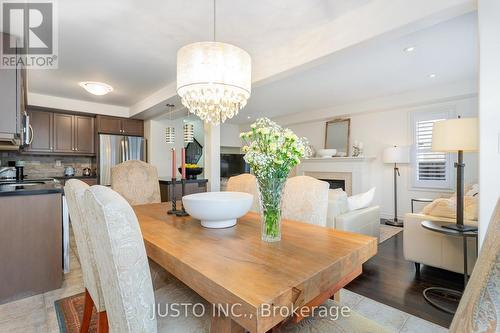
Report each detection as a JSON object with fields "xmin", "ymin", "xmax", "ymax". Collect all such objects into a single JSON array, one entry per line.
[{"xmin": 256, "ymin": 176, "xmax": 287, "ymax": 242}]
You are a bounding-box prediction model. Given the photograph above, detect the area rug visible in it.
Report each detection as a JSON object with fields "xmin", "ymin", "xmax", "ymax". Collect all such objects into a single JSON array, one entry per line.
[
  {"xmin": 55, "ymin": 293, "xmax": 97, "ymax": 333},
  {"xmin": 379, "ymin": 224, "xmax": 403, "ymax": 243}
]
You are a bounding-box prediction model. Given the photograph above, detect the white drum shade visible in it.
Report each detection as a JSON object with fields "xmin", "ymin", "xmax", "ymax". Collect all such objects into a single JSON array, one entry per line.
[
  {"xmin": 432, "ymin": 118, "xmax": 478, "ymax": 152},
  {"xmin": 383, "ymin": 146, "xmax": 410, "ymax": 164},
  {"xmin": 177, "ymin": 42, "xmax": 252, "ymax": 124}
]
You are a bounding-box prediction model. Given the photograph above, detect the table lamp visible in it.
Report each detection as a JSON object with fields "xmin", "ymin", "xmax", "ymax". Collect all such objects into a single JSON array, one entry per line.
[
  {"xmin": 383, "ymin": 145, "xmax": 410, "ymax": 226},
  {"xmin": 432, "ymin": 117, "xmax": 478, "ymax": 232}
]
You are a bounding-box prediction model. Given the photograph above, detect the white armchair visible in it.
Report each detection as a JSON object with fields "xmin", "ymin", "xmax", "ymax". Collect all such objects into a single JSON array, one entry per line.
[
  {"xmin": 326, "ymin": 189, "xmax": 380, "ymax": 240},
  {"xmin": 404, "ymin": 213, "xmax": 477, "ymax": 274}
]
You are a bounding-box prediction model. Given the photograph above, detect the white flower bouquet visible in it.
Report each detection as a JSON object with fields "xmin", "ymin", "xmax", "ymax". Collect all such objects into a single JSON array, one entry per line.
[{"xmin": 240, "ymin": 118, "xmax": 308, "ymax": 242}]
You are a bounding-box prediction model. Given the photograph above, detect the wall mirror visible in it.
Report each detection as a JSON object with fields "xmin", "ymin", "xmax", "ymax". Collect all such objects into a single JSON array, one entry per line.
[{"xmin": 325, "ymin": 119, "xmax": 350, "ymax": 156}]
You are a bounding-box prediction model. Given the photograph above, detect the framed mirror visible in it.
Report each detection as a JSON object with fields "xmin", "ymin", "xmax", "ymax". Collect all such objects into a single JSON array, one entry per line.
[{"xmin": 325, "ymin": 119, "xmax": 350, "ymax": 156}]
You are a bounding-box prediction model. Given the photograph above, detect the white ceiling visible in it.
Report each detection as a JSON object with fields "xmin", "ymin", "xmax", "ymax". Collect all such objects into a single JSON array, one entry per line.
[
  {"xmin": 27, "ymin": 0, "xmax": 369, "ymax": 106},
  {"xmin": 230, "ymin": 12, "xmax": 478, "ymax": 123}
]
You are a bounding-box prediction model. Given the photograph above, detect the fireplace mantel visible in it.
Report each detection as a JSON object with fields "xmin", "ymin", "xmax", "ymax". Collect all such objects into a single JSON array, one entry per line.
[
  {"xmin": 301, "ymin": 157, "xmax": 376, "ymax": 163},
  {"xmin": 296, "ymin": 156, "xmax": 376, "ymax": 196}
]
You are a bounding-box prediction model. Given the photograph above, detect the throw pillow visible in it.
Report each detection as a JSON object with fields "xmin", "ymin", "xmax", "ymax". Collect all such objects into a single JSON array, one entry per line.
[
  {"xmin": 328, "ymin": 189, "xmax": 349, "ymax": 217},
  {"xmin": 347, "ymin": 187, "xmax": 376, "ymax": 211},
  {"xmin": 422, "ymin": 195, "xmax": 478, "ymax": 221}
]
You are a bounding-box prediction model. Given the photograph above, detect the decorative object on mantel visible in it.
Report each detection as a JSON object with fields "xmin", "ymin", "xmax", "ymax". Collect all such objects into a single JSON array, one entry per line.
[
  {"xmin": 432, "ymin": 117, "xmax": 478, "ymax": 232},
  {"xmin": 352, "ymin": 141, "xmax": 364, "ymax": 157},
  {"xmin": 240, "ymin": 118, "xmax": 307, "ymax": 242},
  {"xmin": 176, "ymin": 0, "xmax": 251, "ymax": 124},
  {"xmin": 382, "ymin": 145, "xmax": 410, "ymax": 226},
  {"xmin": 325, "ymin": 118, "xmax": 350, "ymax": 156},
  {"xmin": 316, "ymin": 148, "xmax": 337, "ymax": 158}
]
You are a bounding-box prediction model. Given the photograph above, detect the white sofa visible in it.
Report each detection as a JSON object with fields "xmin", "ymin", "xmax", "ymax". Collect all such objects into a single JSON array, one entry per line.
[
  {"xmin": 326, "ymin": 189, "xmax": 380, "ymax": 240},
  {"xmin": 404, "ymin": 213, "xmax": 477, "ymax": 274}
]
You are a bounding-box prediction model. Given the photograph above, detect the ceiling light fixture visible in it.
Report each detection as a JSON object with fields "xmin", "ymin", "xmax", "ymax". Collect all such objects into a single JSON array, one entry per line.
[
  {"xmin": 176, "ymin": 0, "xmax": 252, "ymax": 125},
  {"xmin": 428, "ymin": 73, "xmax": 437, "ymax": 78},
  {"xmin": 165, "ymin": 104, "xmax": 176, "ymax": 144},
  {"xmin": 403, "ymin": 46, "xmax": 416, "ymax": 53},
  {"xmin": 78, "ymin": 81, "xmax": 113, "ymax": 96}
]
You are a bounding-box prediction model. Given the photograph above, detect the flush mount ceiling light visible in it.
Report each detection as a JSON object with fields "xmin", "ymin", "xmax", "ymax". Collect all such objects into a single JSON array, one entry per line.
[
  {"xmin": 78, "ymin": 81, "xmax": 113, "ymax": 96},
  {"xmin": 428, "ymin": 73, "xmax": 437, "ymax": 78},
  {"xmin": 176, "ymin": 0, "xmax": 251, "ymax": 125},
  {"xmin": 403, "ymin": 46, "xmax": 416, "ymax": 53}
]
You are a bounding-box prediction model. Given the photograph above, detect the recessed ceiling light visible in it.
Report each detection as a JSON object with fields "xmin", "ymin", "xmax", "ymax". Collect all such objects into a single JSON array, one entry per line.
[
  {"xmin": 428, "ymin": 73, "xmax": 437, "ymax": 78},
  {"xmin": 79, "ymin": 81, "xmax": 113, "ymax": 95},
  {"xmin": 247, "ymin": 115, "xmax": 252, "ymax": 119},
  {"xmin": 403, "ymin": 46, "xmax": 416, "ymax": 53}
]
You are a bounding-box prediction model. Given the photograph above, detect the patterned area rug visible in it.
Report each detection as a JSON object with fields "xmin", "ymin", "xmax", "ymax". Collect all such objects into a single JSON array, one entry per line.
[
  {"xmin": 379, "ymin": 224, "xmax": 403, "ymax": 243},
  {"xmin": 55, "ymin": 293, "xmax": 97, "ymax": 333}
]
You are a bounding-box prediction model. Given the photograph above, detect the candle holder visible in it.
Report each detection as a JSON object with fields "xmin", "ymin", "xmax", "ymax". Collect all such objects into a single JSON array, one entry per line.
[
  {"xmin": 167, "ymin": 178, "xmax": 182, "ymax": 215},
  {"xmin": 175, "ymin": 179, "xmax": 190, "ymax": 217}
]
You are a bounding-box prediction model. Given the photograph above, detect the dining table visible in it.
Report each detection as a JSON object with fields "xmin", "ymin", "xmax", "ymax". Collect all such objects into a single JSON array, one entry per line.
[{"xmin": 133, "ymin": 202, "xmax": 378, "ymax": 333}]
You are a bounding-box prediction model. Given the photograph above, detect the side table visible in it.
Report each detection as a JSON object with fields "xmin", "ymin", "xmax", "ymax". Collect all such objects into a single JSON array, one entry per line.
[{"xmin": 420, "ymin": 220, "xmax": 478, "ymax": 314}]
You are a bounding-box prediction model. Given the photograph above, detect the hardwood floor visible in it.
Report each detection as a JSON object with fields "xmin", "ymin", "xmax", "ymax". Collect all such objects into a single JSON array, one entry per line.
[{"xmin": 346, "ymin": 230, "xmax": 463, "ymax": 329}]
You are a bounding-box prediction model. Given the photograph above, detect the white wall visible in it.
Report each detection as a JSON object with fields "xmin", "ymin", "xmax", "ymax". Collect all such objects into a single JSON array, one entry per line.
[
  {"xmin": 287, "ymin": 97, "xmax": 478, "ymax": 219},
  {"xmin": 478, "ymin": 0, "xmax": 500, "ymax": 246},
  {"xmin": 220, "ymin": 123, "xmax": 242, "ymax": 147},
  {"xmin": 145, "ymin": 117, "xmax": 204, "ymax": 179}
]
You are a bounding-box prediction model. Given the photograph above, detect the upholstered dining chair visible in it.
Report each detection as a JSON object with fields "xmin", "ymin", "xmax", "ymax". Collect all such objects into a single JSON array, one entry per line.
[
  {"xmin": 227, "ymin": 173, "xmax": 260, "ymax": 212},
  {"xmin": 84, "ymin": 185, "xmax": 210, "ymax": 333},
  {"xmin": 282, "ymin": 176, "xmax": 330, "ymax": 226},
  {"xmin": 111, "ymin": 160, "xmax": 161, "ymax": 205},
  {"xmin": 65, "ymin": 179, "xmax": 107, "ymax": 333}
]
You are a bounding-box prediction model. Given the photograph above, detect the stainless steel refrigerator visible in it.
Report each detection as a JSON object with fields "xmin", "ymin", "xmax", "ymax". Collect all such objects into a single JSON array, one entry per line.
[{"xmin": 99, "ymin": 134, "xmax": 145, "ymax": 185}]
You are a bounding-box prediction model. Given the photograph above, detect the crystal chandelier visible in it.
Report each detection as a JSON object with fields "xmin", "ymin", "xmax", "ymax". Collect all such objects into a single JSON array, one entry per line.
[{"xmin": 176, "ymin": 0, "xmax": 251, "ymax": 124}]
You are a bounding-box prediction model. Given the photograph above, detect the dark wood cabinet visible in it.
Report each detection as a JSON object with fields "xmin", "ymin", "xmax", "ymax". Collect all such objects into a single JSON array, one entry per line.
[
  {"xmin": 24, "ymin": 110, "xmax": 53, "ymax": 152},
  {"xmin": 53, "ymin": 113, "xmax": 74, "ymax": 153},
  {"xmin": 23, "ymin": 109, "xmax": 95, "ymax": 155},
  {"xmin": 96, "ymin": 115, "xmax": 122, "ymax": 134},
  {"xmin": 122, "ymin": 118, "xmax": 144, "ymax": 136},
  {"xmin": 96, "ymin": 115, "xmax": 144, "ymax": 136},
  {"xmin": 159, "ymin": 179, "xmax": 208, "ymax": 202},
  {"xmin": 74, "ymin": 115, "xmax": 95, "ymax": 154}
]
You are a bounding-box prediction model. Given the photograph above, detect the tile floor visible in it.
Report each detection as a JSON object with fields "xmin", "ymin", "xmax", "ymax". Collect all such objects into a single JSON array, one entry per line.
[{"xmin": 0, "ymin": 235, "xmax": 448, "ymax": 333}]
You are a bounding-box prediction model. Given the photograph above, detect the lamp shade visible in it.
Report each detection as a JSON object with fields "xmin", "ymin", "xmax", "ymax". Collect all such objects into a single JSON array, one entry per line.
[
  {"xmin": 432, "ymin": 118, "xmax": 478, "ymax": 152},
  {"xmin": 383, "ymin": 146, "xmax": 410, "ymax": 164}
]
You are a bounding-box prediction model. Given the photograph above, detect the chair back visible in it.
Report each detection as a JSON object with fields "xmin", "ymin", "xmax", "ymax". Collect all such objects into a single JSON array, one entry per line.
[
  {"xmin": 84, "ymin": 185, "xmax": 157, "ymax": 333},
  {"xmin": 64, "ymin": 179, "xmax": 105, "ymax": 311},
  {"xmin": 227, "ymin": 173, "xmax": 260, "ymax": 212},
  {"xmin": 282, "ymin": 176, "xmax": 329, "ymax": 226},
  {"xmin": 111, "ymin": 160, "xmax": 161, "ymax": 205},
  {"xmin": 449, "ymin": 198, "xmax": 500, "ymax": 332}
]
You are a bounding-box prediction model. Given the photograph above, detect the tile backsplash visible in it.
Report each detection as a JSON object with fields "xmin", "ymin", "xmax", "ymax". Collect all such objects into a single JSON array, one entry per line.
[{"xmin": 0, "ymin": 152, "xmax": 96, "ymax": 178}]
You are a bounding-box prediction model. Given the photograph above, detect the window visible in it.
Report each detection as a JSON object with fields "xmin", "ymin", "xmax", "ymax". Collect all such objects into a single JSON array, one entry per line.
[{"xmin": 411, "ymin": 109, "xmax": 454, "ymax": 190}]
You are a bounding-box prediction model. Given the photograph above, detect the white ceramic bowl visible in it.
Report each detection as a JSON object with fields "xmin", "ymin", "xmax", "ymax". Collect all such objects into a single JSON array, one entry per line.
[
  {"xmin": 182, "ymin": 191, "xmax": 253, "ymax": 228},
  {"xmin": 316, "ymin": 148, "xmax": 337, "ymax": 158}
]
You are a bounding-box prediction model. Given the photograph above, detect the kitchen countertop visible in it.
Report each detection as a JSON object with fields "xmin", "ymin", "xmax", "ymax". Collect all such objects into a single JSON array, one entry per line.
[
  {"xmin": 54, "ymin": 175, "xmax": 97, "ymax": 179},
  {"xmin": 158, "ymin": 177, "xmax": 208, "ymax": 184},
  {"xmin": 0, "ymin": 179, "xmax": 64, "ymax": 197}
]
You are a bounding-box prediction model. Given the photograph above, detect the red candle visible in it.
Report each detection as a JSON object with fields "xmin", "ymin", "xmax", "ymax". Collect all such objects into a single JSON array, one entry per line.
[
  {"xmin": 171, "ymin": 148, "xmax": 176, "ymax": 179},
  {"xmin": 181, "ymin": 147, "xmax": 186, "ymax": 179}
]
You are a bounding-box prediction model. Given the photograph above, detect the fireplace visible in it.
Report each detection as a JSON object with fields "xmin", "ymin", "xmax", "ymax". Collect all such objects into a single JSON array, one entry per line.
[{"xmin": 320, "ymin": 179, "xmax": 345, "ymax": 191}]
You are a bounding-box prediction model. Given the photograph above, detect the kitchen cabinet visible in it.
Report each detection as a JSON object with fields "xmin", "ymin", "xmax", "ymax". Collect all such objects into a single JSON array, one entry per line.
[
  {"xmin": 24, "ymin": 110, "xmax": 53, "ymax": 152},
  {"xmin": 56, "ymin": 177, "xmax": 97, "ymax": 186},
  {"xmin": 53, "ymin": 113, "xmax": 74, "ymax": 153},
  {"xmin": 23, "ymin": 109, "xmax": 95, "ymax": 155},
  {"xmin": 0, "ymin": 33, "xmax": 26, "ymax": 144},
  {"xmin": 96, "ymin": 115, "xmax": 144, "ymax": 136},
  {"xmin": 0, "ymin": 193, "xmax": 63, "ymax": 303},
  {"xmin": 159, "ymin": 179, "xmax": 208, "ymax": 202},
  {"xmin": 73, "ymin": 115, "xmax": 95, "ymax": 154}
]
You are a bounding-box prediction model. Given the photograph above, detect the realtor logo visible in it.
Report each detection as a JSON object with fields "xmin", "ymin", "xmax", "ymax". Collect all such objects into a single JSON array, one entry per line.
[{"xmin": 1, "ymin": 0, "xmax": 58, "ymax": 68}]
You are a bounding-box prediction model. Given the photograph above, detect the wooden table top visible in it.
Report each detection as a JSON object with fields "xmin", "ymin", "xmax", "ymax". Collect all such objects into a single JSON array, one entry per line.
[{"xmin": 134, "ymin": 202, "xmax": 377, "ymax": 333}]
